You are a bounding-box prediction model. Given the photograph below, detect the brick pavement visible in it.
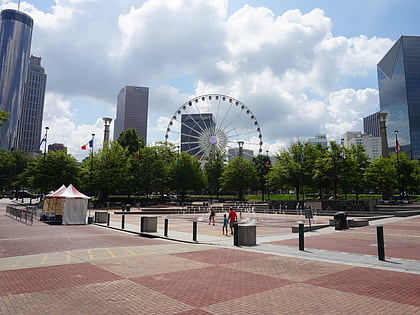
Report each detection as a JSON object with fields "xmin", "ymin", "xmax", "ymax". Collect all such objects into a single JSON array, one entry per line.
[{"xmin": 0, "ymin": 202, "xmax": 419, "ymax": 314}]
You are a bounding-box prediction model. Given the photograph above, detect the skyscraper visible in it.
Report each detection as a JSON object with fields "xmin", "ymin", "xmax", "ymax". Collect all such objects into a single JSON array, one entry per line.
[
  {"xmin": 113, "ymin": 86, "xmax": 149, "ymax": 142},
  {"xmin": 377, "ymin": 35, "xmax": 420, "ymax": 159},
  {"xmin": 19, "ymin": 55, "xmax": 47, "ymax": 152},
  {"xmin": 0, "ymin": 9, "xmax": 33, "ymax": 150},
  {"xmin": 363, "ymin": 111, "xmax": 380, "ymax": 137}
]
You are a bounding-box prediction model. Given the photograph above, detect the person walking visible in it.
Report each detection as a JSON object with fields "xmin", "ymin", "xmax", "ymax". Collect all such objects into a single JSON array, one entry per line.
[
  {"xmin": 222, "ymin": 214, "xmax": 229, "ymax": 235},
  {"xmin": 228, "ymin": 207, "xmax": 237, "ymax": 235},
  {"xmin": 208, "ymin": 208, "xmax": 215, "ymax": 225}
]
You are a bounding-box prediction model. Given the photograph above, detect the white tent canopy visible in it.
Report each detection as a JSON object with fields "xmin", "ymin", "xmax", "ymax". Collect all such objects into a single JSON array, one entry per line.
[{"xmin": 43, "ymin": 184, "xmax": 91, "ymax": 225}]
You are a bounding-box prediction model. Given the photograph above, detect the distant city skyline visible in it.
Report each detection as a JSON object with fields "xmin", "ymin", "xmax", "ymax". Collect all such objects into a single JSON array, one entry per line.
[{"xmin": 0, "ymin": 1, "xmax": 419, "ymax": 160}]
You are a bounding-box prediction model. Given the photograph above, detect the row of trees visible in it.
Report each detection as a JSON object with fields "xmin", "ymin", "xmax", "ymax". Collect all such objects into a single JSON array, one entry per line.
[
  {"xmin": 268, "ymin": 141, "xmax": 420, "ymax": 200},
  {"xmin": 1, "ymin": 129, "xmax": 419, "ymax": 201}
]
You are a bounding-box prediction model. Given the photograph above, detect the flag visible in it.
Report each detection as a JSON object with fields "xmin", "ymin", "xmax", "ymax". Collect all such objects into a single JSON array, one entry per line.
[
  {"xmin": 395, "ymin": 139, "xmax": 401, "ymax": 153},
  {"xmin": 81, "ymin": 138, "xmax": 94, "ymax": 150},
  {"xmin": 39, "ymin": 134, "xmax": 47, "ymax": 146}
]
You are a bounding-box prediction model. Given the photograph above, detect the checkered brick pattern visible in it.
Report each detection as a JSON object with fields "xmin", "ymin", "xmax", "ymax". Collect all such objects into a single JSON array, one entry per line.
[{"xmin": 1, "ymin": 247, "xmax": 419, "ymax": 314}]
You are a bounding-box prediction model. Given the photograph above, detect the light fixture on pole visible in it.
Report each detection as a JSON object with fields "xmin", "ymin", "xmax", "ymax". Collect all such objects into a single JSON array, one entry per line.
[
  {"xmin": 394, "ymin": 130, "xmax": 401, "ymax": 199},
  {"xmin": 43, "ymin": 126, "xmax": 49, "ymax": 157},
  {"xmin": 238, "ymin": 141, "xmax": 244, "ymax": 158}
]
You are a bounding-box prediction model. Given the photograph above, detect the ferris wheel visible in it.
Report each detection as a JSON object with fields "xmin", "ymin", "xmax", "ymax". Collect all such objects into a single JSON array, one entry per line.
[{"xmin": 164, "ymin": 94, "xmax": 263, "ymax": 161}]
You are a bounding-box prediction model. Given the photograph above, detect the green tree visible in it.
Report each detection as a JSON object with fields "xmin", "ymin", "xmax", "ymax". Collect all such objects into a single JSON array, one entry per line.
[
  {"xmin": 170, "ymin": 152, "xmax": 206, "ymax": 202},
  {"xmin": 344, "ymin": 144, "xmax": 370, "ymax": 199},
  {"xmin": 204, "ymin": 151, "xmax": 224, "ymax": 199},
  {"xmin": 220, "ymin": 156, "xmax": 258, "ymax": 200},
  {"xmin": 0, "ymin": 110, "xmax": 8, "ymax": 127},
  {"xmin": 313, "ymin": 141, "xmax": 342, "ymax": 199},
  {"xmin": 0, "ymin": 149, "xmax": 31, "ymax": 192},
  {"xmin": 117, "ymin": 128, "xmax": 145, "ymax": 155},
  {"xmin": 138, "ymin": 146, "xmax": 170, "ymax": 198},
  {"xmin": 91, "ymin": 141, "xmax": 130, "ymax": 200},
  {"xmin": 366, "ymin": 157, "xmax": 397, "ymax": 200},
  {"xmin": 252, "ymin": 154, "xmax": 271, "ymax": 201},
  {"xmin": 391, "ymin": 152, "xmax": 418, "ymax": 198},
  {"xmin": 20, "ymin": 151, "xmax": 80, "ymax": 193},
  {"xmin": 268, "ymin": 141, "xmax": 309, "ymax": 200}
]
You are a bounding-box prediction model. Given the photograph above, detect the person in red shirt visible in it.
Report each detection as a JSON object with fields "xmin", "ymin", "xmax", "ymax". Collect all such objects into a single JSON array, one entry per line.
[{"xmin": 228, "ymin": 207, "xmax": 237, "ymax": 235}]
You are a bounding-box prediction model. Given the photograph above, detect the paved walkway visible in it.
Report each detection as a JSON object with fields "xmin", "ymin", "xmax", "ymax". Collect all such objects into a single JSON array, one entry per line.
[{"xmin": 1, "ymin": 200, "xmax": 419, "ymax": 314}]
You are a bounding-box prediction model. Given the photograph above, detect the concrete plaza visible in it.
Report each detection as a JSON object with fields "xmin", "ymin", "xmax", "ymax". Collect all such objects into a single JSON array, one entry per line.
[{"xmin": 0, "ymin": 200, "xmax": 419, "ymax": 314}]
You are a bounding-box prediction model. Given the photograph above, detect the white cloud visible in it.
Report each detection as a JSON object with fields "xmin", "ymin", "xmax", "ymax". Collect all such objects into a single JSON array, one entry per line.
[{"xmin": 1, "ymin": 1, "xmax": 393, "ymax": 158}]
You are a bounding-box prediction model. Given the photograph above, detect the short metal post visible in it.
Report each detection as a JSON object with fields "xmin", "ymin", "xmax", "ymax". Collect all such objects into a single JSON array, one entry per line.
[
  {"xmin": 164, "ymin": 218, "xmax": 168, "ymax": 237},
  {"xmin": 377, "ymin": 225, "xmax": 385, "ymax": 261},
  {"xmin": 299, "ymin": 222, "xmax": 304, "ymax": 251},
  {"xmin": 107, "ymin": 213, "xmax": 110, "ymax": 226},
  {"xmin": 193, "ymin": 220, "xmax": 197, "ymax": 241},
  {"xmin": 121, "ymin": 214, "xmax": 125, "ymax": 230},
  {"xmin": 233, "ymin": 222, "xmax": 239, "ymax": 246}
]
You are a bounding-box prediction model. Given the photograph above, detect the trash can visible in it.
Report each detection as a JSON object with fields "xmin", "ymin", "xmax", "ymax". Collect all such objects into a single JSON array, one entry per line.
[
  {"xmin": 87, "ymin": 216, "xmax": 94, "ymax": 224},
  {"xmin": 125, "ymin": 204, "xmax": 131, "ymax": 212},
  {"xmin": 334, "ymin": 212, "xmax": 348, "ymax": 230}
]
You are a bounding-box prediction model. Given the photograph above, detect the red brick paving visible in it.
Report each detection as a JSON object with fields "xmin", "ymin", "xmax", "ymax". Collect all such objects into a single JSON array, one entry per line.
[
  {"xmin": 171, "ymin": 248, "xmax": 273, "ymax": 265},
  {"xmin": 1, "ymin": 205, "xmax": 420, "ymax": 314},
  {"xmin": 305, "ymin": 267, "xmax": 420, "ymax": 307},
  {"xmin": 0, "ymin": 263, "xmax": 121, "ymax": 296},
  {"xmin": 133, "ymin": 265, "xmax": 294, "ymax": 308}
]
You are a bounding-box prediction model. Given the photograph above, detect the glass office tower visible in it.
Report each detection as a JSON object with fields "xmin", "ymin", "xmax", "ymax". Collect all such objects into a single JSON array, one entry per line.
[
  {"xmin": 19, "ymin": 55, "xmax": 47, "ymax": 152},
  {"xmin": 0, "ymin": 9, "xmax": 33, "ymax": 150},
  {"xmin": 378, "ymin": 35, "xmax": 420, "ymax": 159}
]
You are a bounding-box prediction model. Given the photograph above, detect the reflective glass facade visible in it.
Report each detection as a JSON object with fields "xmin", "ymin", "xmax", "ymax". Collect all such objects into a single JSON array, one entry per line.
[
  {"xmin": 0, "ymin": 9, "xmax": 33, "ymax": 150},
  {"xmin": 181, "ymin": 113, "xmax": 215, "ymax": 156},
  {"xmin": 378, "ymin": 36, "xmax": 420, "ymax": 160},
  {"xmin": 113, "ymin": 86, "xmax": 149, "ymax": 142},
  {"xmin": 19, "ymin": 55, "xmax": 46, "ymax": 152}
]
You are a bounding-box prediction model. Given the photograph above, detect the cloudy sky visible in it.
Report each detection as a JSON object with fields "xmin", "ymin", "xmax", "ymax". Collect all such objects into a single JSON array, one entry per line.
[{"xmin": 1, "ymin": 0, "xmax": 418, "ymax": 160}]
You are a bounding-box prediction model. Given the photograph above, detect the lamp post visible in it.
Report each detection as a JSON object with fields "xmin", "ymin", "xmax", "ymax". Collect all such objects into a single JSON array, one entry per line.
[
  {"xmin": 237, "ymin": 141, "xmax": 244, "ymax": 200},
  {"xmin": 43, "ymin": 126, "xmax": 49, "ymax": 160},
  {"xmin": 266, "ymin": 150, "xmax": 270, "ymax": 201},
  {"xmin": 394, "ymin": 130, "xmax": 402, "ymax": 200},
  {"xmin": 238, "ymin": 141, "xmax": 244, "ymax": 158},
  {"xmin": 89, "ymin": 133, "xmax": 95, "ymax": 196},
  {"xmin": 341, "ymin": 138, "xmax": 347, "ymax": 200}
]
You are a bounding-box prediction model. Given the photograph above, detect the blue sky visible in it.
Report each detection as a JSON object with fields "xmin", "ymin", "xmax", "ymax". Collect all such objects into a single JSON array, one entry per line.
[{"xmin": 1, "ymin": 0, "xmax": 419, "ymax": 160}]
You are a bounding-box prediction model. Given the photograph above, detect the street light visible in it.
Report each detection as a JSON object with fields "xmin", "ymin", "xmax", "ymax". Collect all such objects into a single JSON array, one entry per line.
[
  {"xmin": 238, "ymin": 141, "xmax": 244, "ymax": 158},
  {"xmin": 43, "ymin": 126, "xmax": 49, "ymax": 158},
  {"xmin": 89, "ymin": 133, "xmax": 95, "ymax": 196},
  {"xmin": 394, "ymin": 130, "xmax": 402, "ymax": 200}
]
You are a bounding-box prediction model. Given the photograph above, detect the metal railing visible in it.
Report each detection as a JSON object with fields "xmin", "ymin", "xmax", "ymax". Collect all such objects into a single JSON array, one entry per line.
[{"xmin": 6, "ymin": 205, "xmax": 36, "ymax": 225}]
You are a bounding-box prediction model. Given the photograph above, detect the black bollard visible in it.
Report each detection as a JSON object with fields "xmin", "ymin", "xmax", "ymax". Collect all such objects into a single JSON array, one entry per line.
[
  {"xmin": 299, "ymin": 222, "xmax": 304, "ymax": 251},
  {"xmin": 121, "ymin": 214, "xmax": 125, "ymax": 230},
  {"xmin": 164, "ymin": 218, "xmax": 168, "ymax": 237},
  {"xmin": 193, "ymin": 220, "xmax": 197, "ymax": 241},
  {"xmin": 233, "ymin": 222, "xmax": 239, "ymax": 246},
  {"xmin": 377, "ymin": 225, "xmax": 385, "ymax": 261},
  {"xmin": 107, "ymin": 213, "xmax": 110, "ymax": 227}
]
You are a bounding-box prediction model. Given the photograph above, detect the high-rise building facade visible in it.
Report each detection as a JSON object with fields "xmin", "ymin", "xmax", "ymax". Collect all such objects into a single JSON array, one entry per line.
[
  {"xmin": 342, "ymin": 131, "xmax": 382, "ymax": 160},
  {"xmin": 181, "ymin": 113, "xmax": 215, "ymax": 156},
  {"xmin": 0, "ymin": 9, "xmax": 33, "ymax": 150},
  {"xmin": 307, "ymin": 134, "xmax": 328, "ymax": 147},
  {"xmin": 378, "ymin": 35, "xmax": 420, "ymax": 159},
  {"xmin": 113, "ymin": 86, "xmax": 149, "ymax": 142},
  {"xmin": 19, "ymin": 55, "xmax": 46, "ymax": 152},
  {"xmin": 363, "ymin": 111, "xmax": 380, "ymax": 137}
]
